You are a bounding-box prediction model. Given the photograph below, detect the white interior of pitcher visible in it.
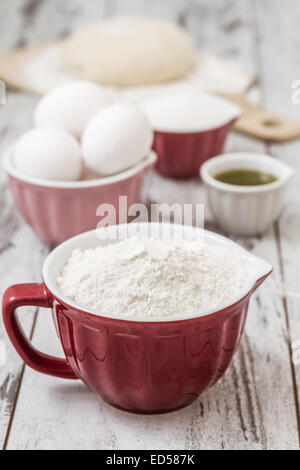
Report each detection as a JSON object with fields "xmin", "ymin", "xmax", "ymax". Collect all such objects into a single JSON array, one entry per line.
[{"xmin": 43, "ymin": 223, "xmax": 272, "ymax": 322}]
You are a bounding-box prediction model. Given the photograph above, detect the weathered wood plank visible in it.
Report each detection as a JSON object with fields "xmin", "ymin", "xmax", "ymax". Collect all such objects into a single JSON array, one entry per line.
[
  {"xmin": 0, "ymin": 0, "xmax": 52, "ymax": 448},
  {"xmin": 254, "ymin": 0, "xmax": 300, "ymax": 444},
  {"xmin": 0, "ymin": 197, "xmax": 49, "ymax": 447}
]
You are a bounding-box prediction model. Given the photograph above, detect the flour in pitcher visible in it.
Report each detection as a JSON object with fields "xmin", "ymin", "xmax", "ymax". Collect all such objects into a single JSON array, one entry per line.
[{"xmin": 57, "ymin": 237, "xmax": 247, "ymax": 317}]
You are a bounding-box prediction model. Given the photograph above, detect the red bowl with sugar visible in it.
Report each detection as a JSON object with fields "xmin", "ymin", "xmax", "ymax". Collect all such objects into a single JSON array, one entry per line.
[{"xmin": 140, "ymin": 92, "xmax": 241, "ymax": 179}]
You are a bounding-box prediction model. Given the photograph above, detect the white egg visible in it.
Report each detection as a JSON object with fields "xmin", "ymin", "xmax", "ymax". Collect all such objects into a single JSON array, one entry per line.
[
  {"xmin": 14, "ymin": 128, "xmax": 82, "ymax": 181},
  {"xmin": 34, "ymin": 81, "xmax": 114, "ymax": 138},
  {"xmin": 82, "ymin": 103, "xmax": 153, "ymax": 175}
]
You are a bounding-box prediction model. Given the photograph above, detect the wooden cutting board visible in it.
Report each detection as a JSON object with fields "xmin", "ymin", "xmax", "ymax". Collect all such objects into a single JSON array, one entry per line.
[
  {"xmin": 218, "ymin": 93, "xmax": 300, "ymax": 143},
  {"xmin": 0, "ymin": 42, "xmax": 299, "ymax": 143}
]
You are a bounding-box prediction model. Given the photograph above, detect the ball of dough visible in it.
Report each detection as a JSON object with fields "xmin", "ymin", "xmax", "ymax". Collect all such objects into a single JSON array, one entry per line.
[
  {"xmin": 62, "ymin": 17, "xmax": 197, "ymax": 86},
  {"xmin": 34, "ymin": 81, "xmax": 114, "ymax": 138},
  {"xmin": 14, "ymin": 127, "xmax": 82, "ymax": 181},
  {"xmin": 82, "ymin": 103, "xmax": 153, "ymax": 175}
]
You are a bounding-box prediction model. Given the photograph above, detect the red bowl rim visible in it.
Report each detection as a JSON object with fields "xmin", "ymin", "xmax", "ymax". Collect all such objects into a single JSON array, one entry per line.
[
  {"xmin": 42, "ymin": 223, "xmax": 273, "ymax": 324},
  {"xmin": 46, "ymin": 281, "xmax": 255, "ymax": 326},
  {"xmin": 3, "ymin": 146, "xmax": 156, "ymax": 189},
  {"xmin": 139, "ymin": 92, "xmax": 241, "ymax": 134},
  {"xmin": 153, "ymin": 118, "xmax": 236, "ymax": 136}
]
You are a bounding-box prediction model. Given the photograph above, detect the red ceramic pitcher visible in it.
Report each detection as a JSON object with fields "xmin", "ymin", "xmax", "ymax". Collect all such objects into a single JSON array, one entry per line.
[{"xmin": 2, "ymin": 223, "xmax": 272, "ymax": 414}]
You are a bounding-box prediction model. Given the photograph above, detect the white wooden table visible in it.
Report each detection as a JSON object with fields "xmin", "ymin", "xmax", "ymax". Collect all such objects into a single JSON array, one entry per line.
[{"xmin": 0, "ymin": 0, "xmax": 300, "ymax": 450}]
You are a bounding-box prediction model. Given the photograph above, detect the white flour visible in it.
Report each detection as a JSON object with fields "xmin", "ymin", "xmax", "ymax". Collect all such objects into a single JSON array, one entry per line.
[{"xmin": 57, "ymin": 237, "xmax": 247, "ymax": 318}]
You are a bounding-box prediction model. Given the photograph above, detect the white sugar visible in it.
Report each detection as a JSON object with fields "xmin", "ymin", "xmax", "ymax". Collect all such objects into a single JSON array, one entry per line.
[{"xmin": 140, "ymin": 92, "xmax": 240, "ymax": 132}]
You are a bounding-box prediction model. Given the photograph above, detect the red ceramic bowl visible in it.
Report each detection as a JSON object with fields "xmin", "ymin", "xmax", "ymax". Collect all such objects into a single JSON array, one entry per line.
[
  {"xmin": 140, "ymin": 92, "xmax": 241, "ymax": 179},
  {"xmin": 3, "ymin": 148, "xmax": 156, "ymax": 245},
  {"xmin": 2, "ymin": 223, "xmax": 272, "ymax": 414},
  {"xmin": 153, "ymin": 120, "xmax": 236, "ymax": 178}
]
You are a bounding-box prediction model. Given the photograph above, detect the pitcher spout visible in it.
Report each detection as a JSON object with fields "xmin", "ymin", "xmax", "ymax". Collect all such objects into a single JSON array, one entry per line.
[{"xmin": 244, "ymin": 253, "xmax": 273, "ymax": 293}]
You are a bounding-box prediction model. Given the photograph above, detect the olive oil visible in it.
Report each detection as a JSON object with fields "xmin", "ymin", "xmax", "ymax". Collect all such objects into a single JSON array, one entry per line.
[{"xmin": 214, "ymin": 168, "xmax": 277, "ymax": 186}]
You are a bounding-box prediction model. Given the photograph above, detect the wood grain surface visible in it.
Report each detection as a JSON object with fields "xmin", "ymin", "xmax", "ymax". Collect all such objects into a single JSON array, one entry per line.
[{"xmin": 0, "ymin": 0, "xmax": 299, "ymax": 450}]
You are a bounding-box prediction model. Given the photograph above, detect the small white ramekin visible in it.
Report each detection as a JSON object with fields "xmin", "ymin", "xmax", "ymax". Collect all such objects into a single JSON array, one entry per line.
[{"xmin": 201, "ymin": 152, "xmax": 294, "ymax": 236}]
